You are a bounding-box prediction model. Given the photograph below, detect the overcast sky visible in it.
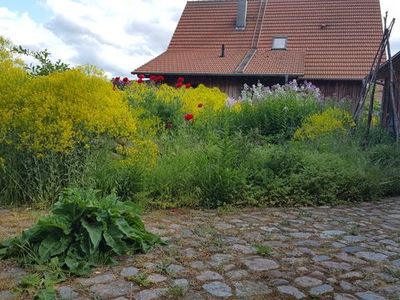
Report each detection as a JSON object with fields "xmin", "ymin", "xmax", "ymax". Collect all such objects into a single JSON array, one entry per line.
[{"xmin": 1, "ymin": 0, "xmax": 399, "ymax": 78}]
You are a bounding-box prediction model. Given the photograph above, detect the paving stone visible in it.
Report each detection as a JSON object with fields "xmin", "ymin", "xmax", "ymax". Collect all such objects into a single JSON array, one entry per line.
[
  {"xmin": 233, "ymin": 281, "xmax": 271, "ymax": 298},
  {"xmin": 202, "ymin": 281, "xmax": 232, "ymax": 298},
  {"xmin": 332, "ymin": 242, "xmax": 347, "ymax": 248},
  {"xmin": 143, "ymin": 262, "xmax": 156, "ymax": 270},
  {"xmin": 309, "ymin": 284, "xmax": 334, "ymax": 296},
  {"xmin": 172, "ymin": 279, "xmax": 189, "ymax": 293},
  {"xmin": 243, "ymin": 258, "xmax": 279, "ymax": 271},
  {"xmin": 293, "ymin": 276, "xmax": 322, "ymax": 288},
  {"xmin": 135, "ymin": 288, "xmax": 168, "ymax": 300},
  {"xmin": 355, "ymin": 251, "xmax": 388, "ymax": 261},
  {"xmin": 320, "ymin": 261, "xmax": 353, "ymax": 271},
  {"xmin": 334, "ymin": 293, "xmax": 358, "ymax": 300},
  {"xmin": 380, "ymin": 285, "xmax": 400, "ymax": 297},
  {"xmin": 312, "ymin": 255, "xmax": 330, "ymax": 262},
  {"xmin": 196, "ymin": 271, "xmax": 223, "ymax": 281},
  {"xmin": 380, "ymin": 239, "xmax": 399, "ymax": 247},
  {"xmin": 270, "ymin": 278, "xmax": 290, "ymax": 286},
  {"xmin": 181, "ymin": 229, "xmax": 194, "ymax": 237},
  {"xmin": 335, "ymin": 252, "xmax": 367, "ymax": 264},
  {"xmin": 355, "ymin": 291, "xmax": 387, "ymax": 300},
  {"xmin": 148, "ymin": 274, "xmax": 167, "ymax": 283},
  {"xmin": 310, "ymin": 270, "xmax": 325, "ymax": 278},
  {"xmin": 343, "ymin": 246, "xmax": 366, "ymax": 253},
  {"xmin": 392, "ymin": 259, "xmax": 400, "ymax": 268},
  {"xmin": 289, "ymin": 232, "xmax": 312, "ymax": 239},
  {"xmin": 90, "ymin": 280, "xmax": 135, "ymax": 299},
  {"xmin": 231, "ymin": 244, "xmax": 256, "ymax": 254},
  {"xmin": 58, "ymin": 286, "xmax": 79, "ymax": 300},
  {"xmin": 339, "ymin": 271, "xmax": 364, "ymax": 279},
  {"xmin": 296, "ymin": 240, "xmax": 321, "ymax": 247},
  {"xmin": 120, "ymin": 267, "xmax": 139, "ymax": 278},
  {"xmin": 76, "ymin": 273, "xmax": 115, "ymax": 286},
  {"xmin": 225, "ymin": 269, "xmax": 249, "ymax": 280},
  {"xmin": 0, "ymin": 268, "xmax": 27, "ymax": 280},
  {"xmin": 320, "ymin": 230, "xmax": 346, "ymax": 238},
  {"xmin": 277, "ymin": 285, "xmax": 306, "ymax": 299},
  {"xmin": 339, "ymin": 280, "xmax": 357, "ymax": 291},
  {"xmin": 222, "ymin": 263, "xmax": 235, "ymax": 272},
  {"xmin": 190, "ymin": 260, "xmax": 207, "ymax": 270},
  {"xmin": 209, "ymin": 253, "xmax": 233, "ymax": 266},
  {"xmin": 215, "ymin": 222, "xmax": 233, "ymax": 230},
  {"xmin": 183, "ymin": 248, "xmax": 197, "ymax": 258},
  {"xmin": 167, "ymin": 264, "xmax": 186, "ymax": 274},
  {"xmin": 342, "ymin": 235, "xmax": 367, "ymax": 243},
  {"xmin": 0, "ymin": 291, "xmax": 16, "ymax": 300}
]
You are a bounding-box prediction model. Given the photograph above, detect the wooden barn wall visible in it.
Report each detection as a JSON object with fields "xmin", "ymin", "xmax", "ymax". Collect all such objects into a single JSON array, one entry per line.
[
  {"xmin": 381, "ymin": 64, "xmax": 400, "ymax": 128},
  {"xmin": 163, "ymin": 76, "xmax": 362, "ymax": 104},
  {"xmin": 311, "ymin": 80, "xmax": 363, "ymax": 105}
]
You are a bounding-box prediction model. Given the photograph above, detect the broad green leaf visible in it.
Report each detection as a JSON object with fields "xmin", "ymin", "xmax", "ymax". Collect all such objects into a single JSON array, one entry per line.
[
  {"xmin": 38, "ymin": 233, "xmax": 67, "ymax": 261},
  {"xmin": 81, "ymin": 219, "xmax": 103, "ymax": 250}
]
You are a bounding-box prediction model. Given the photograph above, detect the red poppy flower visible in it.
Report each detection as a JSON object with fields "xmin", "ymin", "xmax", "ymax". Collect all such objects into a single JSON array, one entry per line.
[
  {"xmin": 150, "ymin": 75, "xmax": 157, "ymax": 81},
  {"xmin": 138, "ymin": 74, "xmax": 145, "ymax": 79},
  {"xmin": 184, "ymin": 113, "xmax": 194, "ymax": 121},
  {"xmin": 157, "ymin": 75, "xmax": 165, "ymax": 82},
  {"xmin": 137, "ymin": 78, "xmax": 144, "ymax": 84},
  {"xmin": 122, "ymin": 77, "xmax": 129, "ymax": 83},
  {"xmin": 176, "ymin": 82, "xmax": 183, "ymax": 88},
  {"xmin": 185, "ymin": 83, "xmax": 191, "ymax": 89},
  {"xmin": 177, "ymin": 76, "xmax": 184, "ymax": 83},
  {"xmin": 197, "ymin": 103, "xmax": 203, "ymax": 108}
]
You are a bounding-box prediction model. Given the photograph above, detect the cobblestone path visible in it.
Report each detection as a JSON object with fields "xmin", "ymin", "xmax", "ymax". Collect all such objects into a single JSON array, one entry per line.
[{"xmin": 0, "ymin": 198, "xmax": 399, "ymax": 299}]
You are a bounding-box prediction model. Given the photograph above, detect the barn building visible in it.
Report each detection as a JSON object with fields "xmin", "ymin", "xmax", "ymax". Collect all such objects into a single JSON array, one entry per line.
[{"xmin": 133, "ymin": 0, "xmax": 384, "ymax": 101}]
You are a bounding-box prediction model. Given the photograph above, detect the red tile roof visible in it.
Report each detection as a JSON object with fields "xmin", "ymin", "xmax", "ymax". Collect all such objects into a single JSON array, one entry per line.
[{"xmin": 135, "ymin": 0, "xmax": 383, "ymax": 80}]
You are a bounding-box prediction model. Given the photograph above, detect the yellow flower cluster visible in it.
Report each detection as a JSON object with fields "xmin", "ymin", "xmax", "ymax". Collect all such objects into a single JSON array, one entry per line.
[
  {"xmin": 128, "ymin": 82, "xmax": 227, "ymax": 118},
  {"xmin": 0, "ymin": 63, "xmax": 156, "ymax": 164},
  {"xmin": 294, "ymin": 108, "xmax": 355, "ymax": 140}
]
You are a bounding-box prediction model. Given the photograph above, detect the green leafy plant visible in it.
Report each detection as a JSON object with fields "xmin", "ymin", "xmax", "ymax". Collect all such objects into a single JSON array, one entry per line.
[
  {"xmin": 0, "ymin": 188, "xmax": 161, "ymax": 276},
  {"xmin": 254, "ymin": 244, "xmax": 273, "ymax": 256},
  {"xmin": 12, "ymin": 46, "xmax": 69, "ymax": 75},
  {"xmin": 127, "ymin": 273, "xmax": 152, "ymax": 287}
]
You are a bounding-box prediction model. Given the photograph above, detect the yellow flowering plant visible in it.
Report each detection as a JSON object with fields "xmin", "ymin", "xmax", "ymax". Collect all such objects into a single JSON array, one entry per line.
[{"xmin": 294, "ymin": 108, "xmax": 355, "ymax": 141}]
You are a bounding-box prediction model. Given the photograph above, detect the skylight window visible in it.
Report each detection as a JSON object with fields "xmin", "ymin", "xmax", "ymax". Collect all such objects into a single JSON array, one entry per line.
[{"xmin": 272, "ymin": 37, "xmax": 288, "ymax": 50}]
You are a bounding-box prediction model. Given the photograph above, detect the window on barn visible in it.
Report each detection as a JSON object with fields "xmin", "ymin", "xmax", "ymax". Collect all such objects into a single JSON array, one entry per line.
[{"xmin": 272, "ymin": 37, "xmax": 288, "ymax": 50}]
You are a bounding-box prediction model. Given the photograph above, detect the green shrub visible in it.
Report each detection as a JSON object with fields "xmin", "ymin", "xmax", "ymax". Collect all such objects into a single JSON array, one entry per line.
[
  {"xmin": 143, "ymin": 130, "xmax": 252, "ymax": 208},
  {"xmin": 245, "ymin": 143, "xmax": 381, "ymax": 206},
  {"xmin": 0, "ymin": 188, "xmax": 161, "ymax": 276},
  {"xmin": 198, "ymin": 96, "xmax": 320, "ymax": 142}
]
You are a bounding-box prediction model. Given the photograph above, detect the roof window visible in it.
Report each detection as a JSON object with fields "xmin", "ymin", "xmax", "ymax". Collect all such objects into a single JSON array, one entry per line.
[{"xmin": 272, "ymin": 37, "xmax": 287, "ymax": 50}]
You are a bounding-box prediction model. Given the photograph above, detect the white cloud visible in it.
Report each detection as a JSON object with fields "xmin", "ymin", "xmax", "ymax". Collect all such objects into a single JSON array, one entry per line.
[{"xmin": 0, "ymin": 0, "xmax": 399, "ymax": 78}]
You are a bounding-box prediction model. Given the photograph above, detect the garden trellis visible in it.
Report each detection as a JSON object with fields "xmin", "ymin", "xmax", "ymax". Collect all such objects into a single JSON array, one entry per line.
[{"xmin": 353, "ymin": 12, "xmax": 399, "ymax": 143}]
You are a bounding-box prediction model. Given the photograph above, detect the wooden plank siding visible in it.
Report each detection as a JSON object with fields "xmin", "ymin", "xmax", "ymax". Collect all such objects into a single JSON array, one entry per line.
[
  {"xmin": 380, "ymin": 60, "xmax": 400, "ymax": 129},
  {"xmin": 163, "ymin": 75, "xmax": 362, "ymax": 104}
]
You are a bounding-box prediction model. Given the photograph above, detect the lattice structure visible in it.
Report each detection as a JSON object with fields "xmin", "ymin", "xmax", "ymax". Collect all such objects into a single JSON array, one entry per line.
[{"xmin": 353, "ymin": 13, "xmax": 398, "ymax": 142}]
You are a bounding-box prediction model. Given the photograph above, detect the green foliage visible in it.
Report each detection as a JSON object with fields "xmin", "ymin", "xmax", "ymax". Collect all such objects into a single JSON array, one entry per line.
[
  {"xmin": 143, "ymin": 130, "xmax": 253, "ymax": 208},
  {"xmin": 254, "ymin": 244, "xmax": 273, "ymax": 256},
  {"xmin": 127, "ymin": 273, "xmax": 152, "ymax": 287},
  {"xmin": 245, "ymin": 142, "xmax": 381, "ymax": 206},
  {"xmin": 12, "ymin": 46, "xmax": 69, "ymax": 75},
  {"xmin": 200, "ymin": 96, "xmax": 321, "ymax": 143},
  {"xmin": 294, "ymin": 108, "xmax": 355, "ymax": 140},
  {"xmin": 0, "ymin": 188, "xmax": 161, "ymax": 276}
]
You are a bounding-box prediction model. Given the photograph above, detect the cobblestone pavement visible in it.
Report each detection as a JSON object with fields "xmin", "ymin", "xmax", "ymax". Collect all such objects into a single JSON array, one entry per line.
[{"xmin": 0, "ymin": 198, "xmax": 399, "ymax": 299}]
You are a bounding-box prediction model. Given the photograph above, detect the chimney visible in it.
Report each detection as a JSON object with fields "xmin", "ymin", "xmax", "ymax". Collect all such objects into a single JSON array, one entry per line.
[
  {"xmin": 220, "ymin": 44, "xmax": 225, "ymax": 57},
  {"xmin": 236, "ymin": 0, "xmax": 247, "ymax": 30}
]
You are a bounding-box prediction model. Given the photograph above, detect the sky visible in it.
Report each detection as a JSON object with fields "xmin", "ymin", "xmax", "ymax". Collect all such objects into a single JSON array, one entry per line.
[{"xmin": 0, "ymin": 0, "xmax": 399, "ymax": 78}]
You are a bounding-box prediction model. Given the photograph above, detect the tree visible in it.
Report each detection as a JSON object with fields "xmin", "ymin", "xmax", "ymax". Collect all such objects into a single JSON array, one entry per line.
[{"xmin": 12, "ymin": 45, "xmax": 70, "ymax": 76}]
